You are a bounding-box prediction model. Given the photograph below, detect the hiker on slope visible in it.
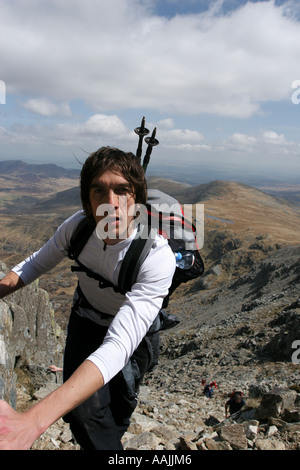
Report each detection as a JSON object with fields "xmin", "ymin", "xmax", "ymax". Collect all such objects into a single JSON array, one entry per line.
[
  {"xmin": 225, "ymin": 391, "xmax": 246, "ymax": 418},
  {"xmin": 0, "ymin": 147, "xmax": 176, "ymax": 450}
]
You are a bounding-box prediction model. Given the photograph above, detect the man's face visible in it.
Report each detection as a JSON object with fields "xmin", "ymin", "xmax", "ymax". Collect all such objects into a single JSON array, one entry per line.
[{"xmin": 89, "ymin": 169, "xmax": 136, "ymax": 244}]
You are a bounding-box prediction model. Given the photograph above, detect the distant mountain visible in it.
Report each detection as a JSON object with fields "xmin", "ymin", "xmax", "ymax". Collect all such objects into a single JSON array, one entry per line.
[
  {"xmin": 30, "ymin": 186, "xmax": 81, "ymax": 213},
  {"xmin": 146, "ymin": 179, "xmax": 300, "ymax": 247},
  {"xmin": 146, "ymin": 176, "xmax": 191, "ymax": 194},
  {"xmin": 0, "ymin": 159, "xmax": 80, "ymax": 180},
  {"xmin": 146, "ymin": 177, "xmax": 244, "ymax": 201}
]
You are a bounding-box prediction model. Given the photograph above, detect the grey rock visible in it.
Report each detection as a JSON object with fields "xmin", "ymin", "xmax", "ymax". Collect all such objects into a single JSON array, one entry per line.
[
  {"xmin": 218, "ymin": 423, "xmax": 248, "ymax": 450},
  {"xmin": 256, "ymin": 388, "xmax": 297, "ymax": 420}
]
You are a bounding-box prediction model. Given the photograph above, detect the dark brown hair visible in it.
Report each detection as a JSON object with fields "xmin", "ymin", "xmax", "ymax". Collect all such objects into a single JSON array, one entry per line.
[{"xmin": 80, "ymin": 147, "xmax": 147, "ymax": 223}]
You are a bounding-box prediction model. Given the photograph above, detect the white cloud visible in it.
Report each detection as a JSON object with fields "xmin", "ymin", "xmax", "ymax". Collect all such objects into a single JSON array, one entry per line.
[
  {"xmin": 163, "ymin": 128, "xmax": 205, "ymax": 143},
  {"xmin": 225, "ymin": 129, "xmax": 300, "ymax": 163},
  {"xmin": 1, "ymin": 0, "xmax": 300, "ymax": 118},
  {"xmin": 164, "ymin": 143, "xmax": 212, "ymax": 152},
  {"xmin": 262, "ymin": 130, "xmax": 287, "ymax": 145},
  {"xmin": 157, "ymin": 118, "xmax": 175, "ymax": 129},
  {"xmin": 230, "ymin": 133, "xmax": 257, "ymax": 145},
  {"xmin": 81, "ymin": 114, "xmax": 127, "ymax": 137},
  {"xmin": 0, "ymin": 114, "xmax": 132, "ymax": 151},
  {"xmin": 23, "ymin": 98, "xmax": 72, "ymax": 117}
]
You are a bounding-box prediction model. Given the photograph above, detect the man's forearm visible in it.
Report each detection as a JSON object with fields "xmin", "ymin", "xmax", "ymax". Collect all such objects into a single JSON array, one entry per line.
[
  {"xmin": 0, "ymin": 271, "xmax": 25, "ymax": 299},
  {"xmin": 29, "ymin": 360, "xmax": 104, "ymax": 433},
  {"xmin": 0, "ymin": 360, "xmax": 104, "ymax": 450}
]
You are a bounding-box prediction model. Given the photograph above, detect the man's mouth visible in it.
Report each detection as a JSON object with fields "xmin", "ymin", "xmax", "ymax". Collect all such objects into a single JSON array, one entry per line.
[
  {"xmin": 105, "ymin": 215, "xmax": 120, "ymax": 223},
  {"xmin": 101, "ymin": 215, "xmax": 121, "ymax": 231}
]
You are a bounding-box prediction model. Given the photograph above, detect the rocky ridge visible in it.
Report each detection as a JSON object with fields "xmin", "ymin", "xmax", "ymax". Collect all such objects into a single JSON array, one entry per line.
[{"xmin": 0, "ymin": 261, "xmax": 65, "ymax": 409}]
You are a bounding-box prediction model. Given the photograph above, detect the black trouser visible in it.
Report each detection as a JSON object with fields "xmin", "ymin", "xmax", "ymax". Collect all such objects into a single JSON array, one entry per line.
[{"xmin": 63, "ymin": 309, "xmax": 160, "ymax": 450}]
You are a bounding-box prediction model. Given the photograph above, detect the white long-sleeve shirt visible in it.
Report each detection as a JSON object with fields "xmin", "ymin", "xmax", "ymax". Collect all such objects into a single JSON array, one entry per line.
[{"xmin": 12, "ymin": 210, "xmax": 176, "ymax": 384}]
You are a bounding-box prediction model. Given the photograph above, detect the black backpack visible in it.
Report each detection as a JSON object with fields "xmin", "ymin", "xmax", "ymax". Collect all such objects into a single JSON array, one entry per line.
[{"xmin": 67, "ymin": 188, "xmax": 204, "ymax": 313}]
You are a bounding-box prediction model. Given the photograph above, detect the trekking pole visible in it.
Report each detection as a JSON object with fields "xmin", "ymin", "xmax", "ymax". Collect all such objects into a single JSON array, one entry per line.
[
  {"xmin": 134, "ymin": 116, "xmax": 149, "ymax": 163},
  {"xmin": 142, "ymin": 127, "xmax": 159, "ymax": 173}
]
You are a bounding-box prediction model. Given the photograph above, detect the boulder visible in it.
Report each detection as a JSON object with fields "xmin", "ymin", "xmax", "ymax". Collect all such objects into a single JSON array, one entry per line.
[
  {"xmin": 256, "ymin": 388, "xmax": 297, "ymax": 420},
  {"xmin": 255, "ymin": 438, "xmax": 285, "ymax": 450},
  {"xmin": 218, "ymin": 423, "xmax": 248, "ymax": 450}
]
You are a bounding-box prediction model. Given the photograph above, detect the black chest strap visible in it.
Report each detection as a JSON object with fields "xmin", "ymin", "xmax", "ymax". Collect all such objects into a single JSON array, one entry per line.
[
  {"xmin": 70, "ymin": 223, "xmax": 155, "ymax": 295},
  {"xmin": 71, "ymin": 259, "xmax": 120, "ymax": 292}
]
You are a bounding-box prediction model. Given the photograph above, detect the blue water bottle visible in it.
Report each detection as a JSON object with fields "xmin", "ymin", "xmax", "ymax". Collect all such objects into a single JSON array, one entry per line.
[{"xmin": 175, "ymin": 251, "xmax": 195, "ymax": 269}]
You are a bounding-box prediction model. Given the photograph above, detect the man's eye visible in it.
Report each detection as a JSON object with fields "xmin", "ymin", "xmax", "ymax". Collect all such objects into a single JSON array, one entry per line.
[
  {"xmin": 116, "ymin": 187, "xmax": 131, "ymax": 195},
  {"xmin": 93, "ymin": 188, "xmax": 105, "ymax": 194}
]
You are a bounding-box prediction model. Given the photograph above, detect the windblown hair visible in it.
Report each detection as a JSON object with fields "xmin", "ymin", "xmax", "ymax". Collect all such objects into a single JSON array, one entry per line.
[{"xmin": 80, "ymin": 146, "xmax": 147, "ymax": 223}]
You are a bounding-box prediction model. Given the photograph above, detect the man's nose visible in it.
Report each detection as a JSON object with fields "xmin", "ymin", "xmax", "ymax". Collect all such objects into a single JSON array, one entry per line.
[{"xmin": 107, "ymin": 190, "xmax": 119, "ymax": 207}]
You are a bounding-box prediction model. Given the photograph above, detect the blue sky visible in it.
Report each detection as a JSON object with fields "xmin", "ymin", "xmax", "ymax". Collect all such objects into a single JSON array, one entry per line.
[{"xmin": 1, "ymin": 0, "xmax": 300, "ymax": 181}]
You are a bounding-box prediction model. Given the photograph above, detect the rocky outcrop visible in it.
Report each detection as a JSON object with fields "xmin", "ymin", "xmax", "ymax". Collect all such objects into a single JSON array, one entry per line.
[
  {"xmin": 0, "ymin": 261, "xmax": 65, "ymax": 408},
  {"xmin": 262, "ymin": 306, "xmax": 300, "ymax": 361}
]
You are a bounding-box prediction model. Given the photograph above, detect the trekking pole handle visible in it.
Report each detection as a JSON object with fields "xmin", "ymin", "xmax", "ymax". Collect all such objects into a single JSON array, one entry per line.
[
  {"xmin": 142, "ymin": 128, "xmax": 159, "ymax": 173},
  {"xmin": 134, "ymin": 116, "xmax": 149, "ymax": 163}
]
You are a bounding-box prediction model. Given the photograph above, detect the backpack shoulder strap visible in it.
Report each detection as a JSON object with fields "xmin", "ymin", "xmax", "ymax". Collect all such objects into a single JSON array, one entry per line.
[
  {"xmin": 68, "ymin": 216, "xmax": 120, "ymax": 292},
  {"xmin": 118, "ymin": 224, "xmax": 156, "ymax": 294},
  {"xmin": 68, "ymin": 216, "xmax": 96, "ymax": 260},
  {"xmin": 68, "ymin": 218, "xmax": 155, "ymax": 295}
]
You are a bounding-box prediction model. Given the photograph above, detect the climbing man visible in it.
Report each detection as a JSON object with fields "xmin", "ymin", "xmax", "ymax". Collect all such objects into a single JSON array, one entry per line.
[
  {"xmin": 0, "ymin": 146, "xmax": 176, "ymax": 450},
  {"xmin": 225, "ymin": 391, "xmax": 246, "ymax": 418}
]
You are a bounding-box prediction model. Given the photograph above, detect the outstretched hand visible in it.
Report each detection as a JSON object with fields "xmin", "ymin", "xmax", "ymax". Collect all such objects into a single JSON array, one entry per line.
[
  {"xmin": 0, "ymin": 400, "xmax": 37, "ymax": 450},
  {"xmin": 0, "ymin": 361, "xmax": 105, "ymax": 450}
]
